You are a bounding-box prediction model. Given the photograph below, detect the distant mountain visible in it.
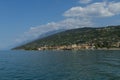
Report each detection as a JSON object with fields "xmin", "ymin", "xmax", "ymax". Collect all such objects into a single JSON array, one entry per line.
[
  {"xmin": 37, "ymin": 29, "xmax": 65, "ymax": 39},
  {"xmin": 12, "ymin": 29, "xmax": 65, "ymax": 48},
  {"xmin": 13, "ymin": 25, "xmax": 120, "ymax": 50}
]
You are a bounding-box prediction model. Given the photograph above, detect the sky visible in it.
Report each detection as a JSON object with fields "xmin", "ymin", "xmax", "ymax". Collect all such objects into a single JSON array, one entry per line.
[{"xmin": 0, "ymin": 0, "xmax": 120, "ymax": 50}]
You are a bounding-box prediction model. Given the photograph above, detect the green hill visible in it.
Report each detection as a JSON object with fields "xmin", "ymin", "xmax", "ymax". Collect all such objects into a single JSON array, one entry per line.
[{"xmin": 13, "ymin": 25, "xmax": 120, "ymax": 50}]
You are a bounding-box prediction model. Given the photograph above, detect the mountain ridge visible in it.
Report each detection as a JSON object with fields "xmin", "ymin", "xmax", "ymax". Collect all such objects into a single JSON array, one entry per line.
[{"xmin": 13, "ymin": 25, "xmax": 120, "ymax": 50}]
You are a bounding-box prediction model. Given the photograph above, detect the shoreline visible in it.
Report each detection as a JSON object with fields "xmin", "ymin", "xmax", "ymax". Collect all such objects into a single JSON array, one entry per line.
[
  {"xmin": 36, "ymin": 48, "xmax": 120, "ymax": 51},
  {"xmin": 94, "ymin": 48, "xmax": 120, "ymax": 50},
  {"xmin": 37, "ymin": 48, "xmax": 120, "ymax": 51}
]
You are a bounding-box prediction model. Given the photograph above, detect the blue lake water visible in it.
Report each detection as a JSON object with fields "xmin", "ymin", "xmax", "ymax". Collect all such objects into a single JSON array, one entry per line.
[{"xmin": 0, "ymin": 50, "xmax": 120, "ymax": 80}]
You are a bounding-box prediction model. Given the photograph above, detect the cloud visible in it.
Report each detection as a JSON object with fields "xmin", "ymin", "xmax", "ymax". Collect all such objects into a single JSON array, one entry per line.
[
  {"xmin": 79, "ymin": 0, "xmax": 92, "ymax": 4},
  {"xmin": 64, "ymin": 2, "xmax": 120, "ymax": 18},
  {"xmin": 108, "ymin": 2, "xmax": 120, "ymax": 14},
  {"xmin": 16, "ymin": 18, "xmax": 93, "ymax": 43}
]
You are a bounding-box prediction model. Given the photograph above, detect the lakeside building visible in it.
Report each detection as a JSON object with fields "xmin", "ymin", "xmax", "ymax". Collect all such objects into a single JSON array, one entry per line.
[
  {"xmin": 37, "ymin": 43, "xmax": 96, "ymax": 50},
  {"xmin": 37, "ymin": 41, "xmax": 120, "ymax": 50}
]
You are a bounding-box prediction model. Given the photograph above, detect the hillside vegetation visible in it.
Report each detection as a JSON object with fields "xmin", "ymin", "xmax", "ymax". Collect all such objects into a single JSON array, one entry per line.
[{"xmin": 13, "ymin": 25, "xmax": 120, "ymax": 50}]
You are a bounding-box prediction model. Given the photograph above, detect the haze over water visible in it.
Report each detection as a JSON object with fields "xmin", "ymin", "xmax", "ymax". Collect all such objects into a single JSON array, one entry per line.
[{"xmin": 0, "ymin": 50, "xmax": 120, "ymax": 80}]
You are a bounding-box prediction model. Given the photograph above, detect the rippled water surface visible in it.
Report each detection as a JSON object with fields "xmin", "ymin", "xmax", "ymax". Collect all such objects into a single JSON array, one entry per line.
[{"xmin": 0, "ymin": 50, "xmax": 120, "ymax": 80}]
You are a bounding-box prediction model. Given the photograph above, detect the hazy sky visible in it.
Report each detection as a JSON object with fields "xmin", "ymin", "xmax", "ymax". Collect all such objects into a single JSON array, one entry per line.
[{"xmin": 0, "ymin": 0, "xmax": 120, "ymax": 50}]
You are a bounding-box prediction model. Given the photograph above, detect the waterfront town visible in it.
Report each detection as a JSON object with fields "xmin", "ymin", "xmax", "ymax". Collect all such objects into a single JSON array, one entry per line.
[{"xmin": 37, "ymin": 42, "xmax": 120, "ymax": 50}]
